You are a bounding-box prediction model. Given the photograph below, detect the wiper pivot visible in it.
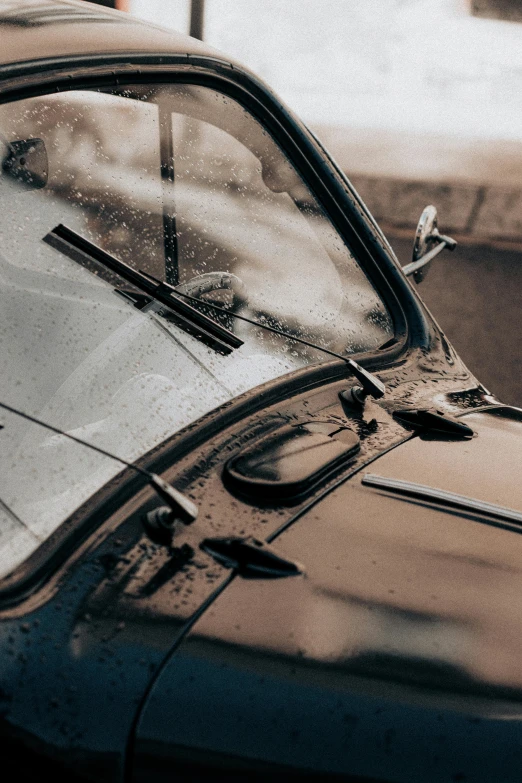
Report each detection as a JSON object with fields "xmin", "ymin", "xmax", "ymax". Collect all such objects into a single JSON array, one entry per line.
[{"xmin": 44, "ymin": 224, "xmax": 243, "ymax": 355}]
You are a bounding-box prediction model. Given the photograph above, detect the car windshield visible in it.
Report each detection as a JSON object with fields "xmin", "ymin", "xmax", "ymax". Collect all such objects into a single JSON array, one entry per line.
[{"xmin": 0, "ymin": 81, "xmax": 393, "ymax": 578}]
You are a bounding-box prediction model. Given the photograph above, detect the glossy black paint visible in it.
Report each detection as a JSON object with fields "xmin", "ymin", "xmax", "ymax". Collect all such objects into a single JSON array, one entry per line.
[
  {"xmin": 2, "ymin": 377, "xmax": 506, "ymax": 782},
  {"xmin": 136, "ymin": 408, "xmax": 522, "ymax": 783},
  {"xmin": 0, "ymin": 3, "xmax": 519, "ymax": 783}
]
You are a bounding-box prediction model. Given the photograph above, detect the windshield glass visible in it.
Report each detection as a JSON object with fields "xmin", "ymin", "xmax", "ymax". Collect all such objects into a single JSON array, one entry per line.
[{"xmin": 0, "ymin": 81, "xmax": 393, "ymax": 578}]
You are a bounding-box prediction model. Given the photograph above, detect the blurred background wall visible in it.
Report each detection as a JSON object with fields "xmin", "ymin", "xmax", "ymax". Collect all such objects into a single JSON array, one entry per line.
[{"xmin": 95, "ymin": 0, "xmax": 522, "ymax": 404}]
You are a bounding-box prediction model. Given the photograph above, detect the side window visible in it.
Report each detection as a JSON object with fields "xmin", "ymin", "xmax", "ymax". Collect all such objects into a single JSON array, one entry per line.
[
  {"xmin": 0, "ymin": 84, "xmax": 392, "ymax": 357},
  {"xmin": 167, "ymin": 86, "xmax": 393, "ymax": 353}
]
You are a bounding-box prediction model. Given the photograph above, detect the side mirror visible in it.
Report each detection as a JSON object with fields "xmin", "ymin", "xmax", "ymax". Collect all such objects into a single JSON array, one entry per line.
[
  {"xmin": 402, "ymin": 205, "xmax": 457, "ymax": 283},
  {"xmin": 2, "ymin": 138, "xmax": 48, "ymax": 190}
]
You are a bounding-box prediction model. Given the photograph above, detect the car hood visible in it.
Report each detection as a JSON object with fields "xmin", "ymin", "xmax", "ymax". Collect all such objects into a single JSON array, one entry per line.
[
  {"xmin": 133, "ymin": 406, "xmax": 522, "ymax": 781},
  {"xmin": 175, "ymin": 406, "xmax": 522, "ymax": 696}
]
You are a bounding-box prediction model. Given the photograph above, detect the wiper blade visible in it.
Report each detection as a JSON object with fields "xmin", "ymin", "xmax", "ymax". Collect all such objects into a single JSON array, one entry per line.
[
  {"xmin": 44, "ymin": 225, "xmax": 385, "ymax": 400},
  {"xmin": 44, "ymin": 224, "xmax": 243, "ymax": 356}
]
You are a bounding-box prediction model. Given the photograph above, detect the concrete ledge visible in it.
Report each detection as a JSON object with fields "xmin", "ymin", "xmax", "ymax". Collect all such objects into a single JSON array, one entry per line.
[
  {"xmin": 311, "ymin": 117, "xmax": 522, "ymax": 246},
  {"xmin": 348, "ymin": 174, "xmax": 522, "ymax": 246}
]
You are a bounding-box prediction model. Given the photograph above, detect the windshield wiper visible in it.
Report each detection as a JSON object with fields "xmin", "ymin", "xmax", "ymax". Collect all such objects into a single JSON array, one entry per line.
[
  {"xmin": 44, "ymin": 225, "xmax": 385, "ymax": 403},
  {"xmin": 44, "ymin": 224, "xmax": 243, "ymax": 356},
  {"xmin": 0, "ymin": 400, "xmax": 198, "ymax": 532},
  {"xmin": 171, "ymin": 288, "xmax": 386, "ymax": 404}
]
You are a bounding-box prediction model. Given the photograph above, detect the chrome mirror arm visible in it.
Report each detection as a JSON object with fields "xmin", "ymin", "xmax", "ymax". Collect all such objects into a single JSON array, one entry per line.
[
  {"xmin": 402, "ymin": 232, "xmax": 456, "ymax": 277},
  {"xmin": 403, "ymin": 204, "xmax": 457, "ymax": 283}
]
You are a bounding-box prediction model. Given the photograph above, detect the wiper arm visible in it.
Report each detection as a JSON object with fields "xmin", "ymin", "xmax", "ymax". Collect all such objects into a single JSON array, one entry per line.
[
  {"xmin": 44, "ymin": 225, "xmax": 384, "ymax": 402},
  {"xmin": 0, "ymin": 400, "xmax": 198, "ymax": 531},
  {"xmin": 44, "ymin": 224, "xmax": 243, "ymax": 356},
  {"xmin": 171, "ymin": 288, "xmax": 385, "ymax": 403}
]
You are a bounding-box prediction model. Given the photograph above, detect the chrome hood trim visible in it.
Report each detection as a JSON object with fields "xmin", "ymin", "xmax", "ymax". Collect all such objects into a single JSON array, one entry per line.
[{"xmin": 361, "ymin": 473, "xmax": 522, "ymax": 528}]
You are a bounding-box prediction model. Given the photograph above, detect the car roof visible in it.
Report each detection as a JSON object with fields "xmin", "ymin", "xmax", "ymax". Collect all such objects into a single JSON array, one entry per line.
[{"xmin": 0, "ymin": 0, "xmax": 232, "ymax": 70}]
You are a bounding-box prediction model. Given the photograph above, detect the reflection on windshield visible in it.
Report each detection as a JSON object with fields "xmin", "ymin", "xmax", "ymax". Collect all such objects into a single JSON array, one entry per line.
[{"xmin": 0, "ymin": 83, "xmax": 392, "ymax": 578}]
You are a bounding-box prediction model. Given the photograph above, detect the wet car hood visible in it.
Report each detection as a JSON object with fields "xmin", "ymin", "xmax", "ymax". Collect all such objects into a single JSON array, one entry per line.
[
  {"xmin": 133, "ymin": 406, "xmax": 522, "ymax": 781},
  {"xmin": 151, "ymin": 406, "xmax": 522, "ymax": 694}
]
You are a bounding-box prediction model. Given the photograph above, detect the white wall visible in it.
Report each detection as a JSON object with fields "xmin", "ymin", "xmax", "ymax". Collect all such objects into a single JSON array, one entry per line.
[{"xmin": 128, "ymin": 1, "xmax": 522, "ymax": 228}]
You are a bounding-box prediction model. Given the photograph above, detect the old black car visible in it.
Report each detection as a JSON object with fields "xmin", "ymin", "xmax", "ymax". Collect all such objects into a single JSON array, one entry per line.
[{"xmin": 1, "ymin": 1, "xmax": 522, "ymax": 782}]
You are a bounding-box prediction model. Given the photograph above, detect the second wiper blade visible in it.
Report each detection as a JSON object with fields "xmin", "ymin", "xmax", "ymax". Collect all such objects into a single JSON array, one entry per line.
[{"xmin": 44, "ymin": 224, "xmax": 243, "ymax": 355}]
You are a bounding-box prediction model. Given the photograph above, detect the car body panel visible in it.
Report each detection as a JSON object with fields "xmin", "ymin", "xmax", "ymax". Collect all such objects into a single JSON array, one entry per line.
[
  {"xmin": 0, "ymin": 2, "xmax": 518, "ymax": 783},
  {"xmin": 0, "ymin": 0, "xmax": 223, "ymax": 69},
  {"xmin": 0, "ymin": 373, "xmax": 491, "ymax": 782},
  {"xmin": 134, "ymin": 407, "xmax": 522, "ymax": 782},
  {"xmin": 0, "ymin": 475, "xmax": 234, "ymax": 782}
]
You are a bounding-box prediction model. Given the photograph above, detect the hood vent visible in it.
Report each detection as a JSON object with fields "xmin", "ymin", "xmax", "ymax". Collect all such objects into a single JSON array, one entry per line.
[
  {"xmin": 393, "ymin": 408, "xmax": 474, "ymax": 439},
  {"xmin": 200, "ymin": 536, "xmax": 303, "ymax": 579}
]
